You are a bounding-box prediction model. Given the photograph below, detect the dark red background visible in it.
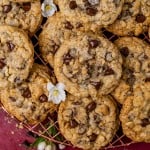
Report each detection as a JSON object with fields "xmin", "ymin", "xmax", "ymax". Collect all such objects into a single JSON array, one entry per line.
[{"xmin": 0, "ymin": 107, "xmax": 149, "ymax": 150}]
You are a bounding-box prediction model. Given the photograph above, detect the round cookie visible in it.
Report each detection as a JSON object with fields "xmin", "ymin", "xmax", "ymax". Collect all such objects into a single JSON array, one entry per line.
[
  {"xmin": 0, "ymin": 64, "xmax": 57, "ymax": 125},
  {"xmin": 54, "ymin": 33, "xmax": 122, "ymax": 97},
  {"xmin": 58, "ymin": 95, "xmax": 119, "ymax": 150},
  {"xmin": 39, "ymin": 13, "xmax": 98, "ymax": 68},
  {"xmin": 0, "ymin": 25, "xmax": 34, "ymax": 89},
  {"xmin": 111, "ymin": 37, "xmax": 150, "ymax": 104},
  {"xmin": 0, "ymin": 0, "xmax": 42, "ymax": 36},
  {"xmin": 107, "ymin": 0, "xmax": 150, "ymax": 36},
  {"xmin": 120, "ymin": 83, "xmax": 150, "ymax": 142},
  {"xmin": 58, "ymin": 0, "xmax": 124, "ymax": 27}
]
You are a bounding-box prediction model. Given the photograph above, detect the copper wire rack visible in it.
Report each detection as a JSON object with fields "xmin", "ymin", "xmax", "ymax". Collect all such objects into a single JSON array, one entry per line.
[{"xmin": 1, "ymin": 3, "xmax": 150, "ymax": 150}]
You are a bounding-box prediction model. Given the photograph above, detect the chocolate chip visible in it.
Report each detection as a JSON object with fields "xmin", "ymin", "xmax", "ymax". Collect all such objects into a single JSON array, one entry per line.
[
  {"xmin": 31, "ymin": 105, "xmax": 36, "ymax": 111},
  {"xmin": 39, "ymin": 94, "xmax": 48, "ymax": 102},
  {"xmin": 63, "ymin": 53, "xmax": 73, "ymax": 65},
  {"xmin": 86, "ymin": 7, "xmax": 98, "ymax": 16},
  {"xmin": 145, "ymin": 78, "xmax": 150, "ymax": 82},
  {"xmin": 103, "ymin": 65, "xmax": 115, "ymax": 76},
  {"xmin": 9, "ymin": 97, "xmax": 16, "ymax": 102},
  {"xmin": 89, "ymin": 133, "xmax": 97, "ymax": 142},
  {"xmin": 64, "ymin": 21, "xmax": 74, "ymax": 30},
  {"xmin": 7, "ymin": 41, "xmax": 15, "ymax": 51},
  {"xmin": 126, "ymin": 74, "xmax": 136, "ymax": 86},
  {"xmin": 78, "ymin": 125, "xmax": 87, "ymax": 135},
  {"xmin": 86, "ymin": 102, "xmax": 96, "ymax": 112},
  {"xmin": 69, "ymin": 119, "xmax": 78, "ymax": 128},
  {"xmin": 3, "ymin": 5, "xmax": 12, "ymax": 13},
  {"xmin": 22, "ymin": 3, "xmax": 31, "ymax": 11},
  {"xmin": 120, "ymin": 47, "xmax": 129, "ymax": 57},
  {"xmin": 136, "ymin": 14, "xmax": 146, "ymax": 23},
  {"xmin": 21, "ymin": 87, "xmax": 31, "ymax": 98},
  {"xmin": 89, "ymin": 39, "xmax": 100, "ymax": 49},
  {"xmin": 0, "ymin": 59, "xmax": 6, "ymax": 69},
  {"xmin": 141, "ymin": 118, "xmax": 150, "ymax": 127},
  {"xmin": 69, "ymin": 1, "xmax": 77, "ymax": 9},
  {"xmin": 90, "ymin": 81, "xmax": 103, "ymax": 90}
]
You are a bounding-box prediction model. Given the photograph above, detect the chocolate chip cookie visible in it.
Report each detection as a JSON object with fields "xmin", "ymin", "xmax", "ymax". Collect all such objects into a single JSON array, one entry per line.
[
  {"xmin": 54, "ymin": 33, "xmax": 122, "ymax": 97},
  {"xmin": 0, "ymin": 63, "xmax": 57, "ymax": 125},
  {"xmin": 107, "ymin": 0, "xmax": 150, "ymax": 36},
  {"xmin": 39, "ymin": 13, "xmax": 97, "ymax": 68},
  {"xmin": 0, "ymin": 25, "xmax": 34, "ymax": 89},
  {"xmin": 58, "ymin": 0, "xmax": 124, "ymax": 27},
  {"xmin": 0, "ymin": 0, "xmax": 42, "ymax": 36},
  {"xmin": 58, "ymin": 95, "xmax": 119, "ymax": 150},
  {"xmin": 120, "ymin": 83, "xmax": 150, "ymax": 142},
  {"xmin": 111, "ymin": 37, "xmax": 150, "ymax": 104}
]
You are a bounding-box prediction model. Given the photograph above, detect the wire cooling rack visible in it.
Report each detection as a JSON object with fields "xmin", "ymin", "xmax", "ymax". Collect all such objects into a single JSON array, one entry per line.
[{"xmin": 1, "ymin": 1, "xmax": 150, "ymax": 150}]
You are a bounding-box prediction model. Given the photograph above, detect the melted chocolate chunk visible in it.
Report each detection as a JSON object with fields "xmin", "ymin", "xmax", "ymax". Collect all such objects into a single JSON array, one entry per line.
[
  {"xmin": 93, "ymin": 114, "xmax": 101, "ymax": 123},
  {"xmin": 39, "ymin": 94, "xmax": 48, "ymax": 102},
  {"xmin": 141, "ymin": 118, "xmax": 150, "ymax": 127},
  {"xmin": 89, "ymin": 39, "xmax": 100, "ymax": 49},
  {"xmin": 120, "ymin": 47, "xmax": 129, "ymax": 57},
  {"xmin": 7, "ymin": 41, "xmax": 15, "ymax": 51},
  {"xmin": 103, "ymin": 65, "xmax": 115, "ymax": 76},
  {"xmin": 69, "ymin": 1, "xmax": 77, "ymax": 9},
  {"xmin": 145, "ymin": 78, "xmax": 150, "ymax": 82},
  {"xmin": 9, "ymin": 97, "xmax": 16, "ymax": 102},
  {"xmin": 90, "ymin": 81, "xmax": 103, "ymax": 90},
  {"xmin": 89, "ymin": 133, "xmax": 97, "ymax": 142},
  {"xmin": 22, "ymin": 3, "xmax": 31, "ymax": 11},
  {"xmin": 69, "ymin": 119, "xmax": 78, "ymax": 128},
  {"xmin": 21, "ymin": 87, "xmax": 31, "ymax": 98},
  {"xmin": 136, "ymin": 14, "xmax": 146, "ymax": 23},
  {"xmin": 0, "ymin": 59, "xmax": 6, "ymax": 69},
  {"xmin": 86, "ymin": 102, "xmax": 96, "ymax": 112},
  {"xmin": 64, "ymin": 21, "xmax": 74, "ymax": 30},
  {"xmin": 86, "ymin": 7, "xmax": 98, "ymax": 16},
  {"xmin": 3, "ymin": 5, "xmax": 12, "ymax": 13},
  {"xmin": 63, "ymin": 53, "xmax": 73, "ymax": 65}
]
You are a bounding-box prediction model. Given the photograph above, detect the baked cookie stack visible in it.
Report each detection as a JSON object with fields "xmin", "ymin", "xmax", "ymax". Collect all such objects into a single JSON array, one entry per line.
[
  {"xmin": 0, "ymin": 0, "xmax": 150, "ymax": 149},
  {"xmin": 39, "ymin": 0, "xmax": 150, "ymax": 149},
  {"xmin": 0, "ymin": 0, "xmax": 57, "ymax": 125}
]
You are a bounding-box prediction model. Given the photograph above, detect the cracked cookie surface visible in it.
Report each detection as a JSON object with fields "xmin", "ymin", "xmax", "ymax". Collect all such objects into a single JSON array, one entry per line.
[
  {"xmin": 58, "ymin": 0, "xmax": 124, "ymax": 27},
  {"xmin": 107, "ymin": 0, "xmax": 150, "ymax": 36},
  {"xmin": 58, "ymin": 95, "xmax": 119, "ymax": 150},
  {"xmin": 111, "ymin": 37, "xmax": 150, "ymax": 104},
  {"xmin": 0, "ymin": 25, "xmax": 34, "ymax": 89},
  {"xmin": 54, "ymin": 33, "xmax": 122, "ymax": 97},
  {"xmin": 120, "ymin": 83, "xmax": 150, "ymax": 142},
  {"xmin": 39, "ymin": 13, "xmax": 96, "ymax": 68},
  {"xmin": 0, "ymin": 64, "xmax": 57, "ymax": 125},
  {"xmin": 0, "ymin": 0, "xmax": 42, "ymax": 36}
]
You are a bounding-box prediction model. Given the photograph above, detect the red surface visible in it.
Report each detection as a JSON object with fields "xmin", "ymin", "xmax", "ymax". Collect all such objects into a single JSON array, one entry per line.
[{"xmin": 0, "ymin": 107, "xmax": 149, "ymax": 150}]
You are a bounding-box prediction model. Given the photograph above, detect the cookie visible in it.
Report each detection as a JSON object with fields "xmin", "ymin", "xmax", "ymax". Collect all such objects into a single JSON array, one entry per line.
[
  {"xmin": 58, "ymin": 0, "xmax": 124, "ymax": 27},
  {"xmin": 0, "ymin": 25, "xmax": 34, "ymax": 89},
  {"xmin": 111, "ymin": 37, "xmax": 150, "ymax": 104},
  {"xmin": 107, "ymin": 0, "xmax": 150, "ymax": 36},
  {"xmin": 0, "ymin": 63, "xmax": 57, "ymax": 125},
  {"xmin": 54, "ymin": 33, "xmax": 122, "ymax": 97},
  {"xmin": 58, "ymin": 95, "xmax": 119, "ymax": 150},
  {"xmin": 149, "ymin": 27, "xmax": 150, "ymax": 38},
  {"xmin": 39, "ymin": 13, "xmax": 99, "ymax": 68},
  {"xmin": 0, "ymin": 0, "xmax": 42, "ymax": 36},
  {"xmin": 120, "ymin": 83, "xmax": 150, "ymax": 142}
]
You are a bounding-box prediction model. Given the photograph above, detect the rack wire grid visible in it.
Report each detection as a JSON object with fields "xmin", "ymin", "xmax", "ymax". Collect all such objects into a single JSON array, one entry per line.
[{"xmin": 1, "ymin": 1, "xmax": 150, "ymax": 149}]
